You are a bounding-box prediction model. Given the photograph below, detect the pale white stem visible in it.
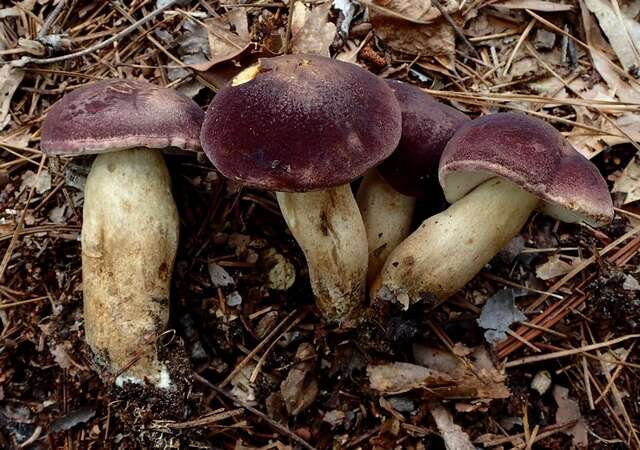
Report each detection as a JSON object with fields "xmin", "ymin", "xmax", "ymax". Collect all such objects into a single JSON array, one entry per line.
[
  {"xmin": 356, "ymin": 169, "xmax": 416, "ymax": 285},
  {"xmin": 82, "ymin": 148, "xmax": 179, "ymax": 389},
  {"xmin": 276, "ymin": 185, "xmax": 368, "ymax": 322},
  {"xmin": 373, "ymin": 177, "xmax": 539, "ymax": 306}
]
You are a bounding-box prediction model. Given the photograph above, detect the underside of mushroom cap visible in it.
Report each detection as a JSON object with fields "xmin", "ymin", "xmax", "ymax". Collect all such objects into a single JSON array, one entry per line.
[
  {"xmin": 378, "ymin": 81, "xmax": 469, "ymax": 198},
  {"xmin": 439, "ymin": 112, "xmax": 613, "ymax": 227},
  {"xmin": 41, "ymin": 79, "xmax": 204, "ymax": 155},
  {"xmin": 200, "ymin": 54, "xmax": 403, "ymax": 192}
]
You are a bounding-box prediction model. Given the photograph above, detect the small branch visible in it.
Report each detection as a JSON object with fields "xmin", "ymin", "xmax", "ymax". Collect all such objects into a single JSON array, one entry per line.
[
  {"xmin": 12, "ymin": 0, "xmax": 177, "ymax": 67},
  {"xmin": 38, "ymin": 0, "xmax": 67, "ymax": 39},
  {"xmin": 194, "ymin": 373, "xmax": 317, "ymax": 450}
]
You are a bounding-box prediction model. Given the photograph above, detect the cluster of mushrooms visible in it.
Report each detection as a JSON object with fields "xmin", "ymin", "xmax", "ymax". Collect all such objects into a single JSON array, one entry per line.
[{"xmin": 40, "ymin": 54, "xmax": 614, "ymax": 391}]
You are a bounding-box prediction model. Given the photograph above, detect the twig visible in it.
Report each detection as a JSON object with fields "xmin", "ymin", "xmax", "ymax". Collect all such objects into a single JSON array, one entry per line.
[
  {"xmin": 194, "ymin": 373, "xmax": 317, "ymax": 450},
  {"xmin": 12, "ymin": 0, "xmax": 178, "ymax": 67},
  {"xmin": 506, "ymin": 334, "xmax": 640, "ymax": 368},
  {"xmin": 38, "ymin": 0, "xmax": 67, "ymax": 38}
]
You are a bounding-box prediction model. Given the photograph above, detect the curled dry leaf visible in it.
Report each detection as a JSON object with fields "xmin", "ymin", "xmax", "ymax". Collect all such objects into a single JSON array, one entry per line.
[
  {"xmin": 430, "ymin": 403, "xmax": 476, "ymax": 450},
  {"xmin": 367, "ymin": 0, "xmax": 457, "ymax": 65},
  {"xmin": 368, "ymin": 345, "xmax": 509, "ymax": 399},
  {"xmin": 553, "ymin": 385, "xmax": 588, "ymax": 449},
  {"xmin": 290, "ymin": 1, "xmax": 337, "ymax": 57}
]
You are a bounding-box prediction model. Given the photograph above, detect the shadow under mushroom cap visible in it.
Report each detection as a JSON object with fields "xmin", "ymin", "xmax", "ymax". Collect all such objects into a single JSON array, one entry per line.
[
  {"xmin": 41, "ymin": 79, "xmax": 204, "ymax": 155},
  {"xmin": 378, "ymin": 80, "xmax": 469, "ymax": 198},
  {"xmin": 200, "ymin": 54, "xmax": 402, "ymax": 192},
  {"xmin": 439, "ymin": 112, "xmax": 614, "ymax": 227}
]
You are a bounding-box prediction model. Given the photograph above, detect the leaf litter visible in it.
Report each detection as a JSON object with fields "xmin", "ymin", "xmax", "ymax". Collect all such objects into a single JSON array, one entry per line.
[{"xmin": 1, "ymin": 0, "xmax": 640, "ymax": 448}]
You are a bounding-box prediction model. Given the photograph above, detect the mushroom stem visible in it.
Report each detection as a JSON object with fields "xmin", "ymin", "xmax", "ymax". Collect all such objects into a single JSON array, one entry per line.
[
  {"xmin": 276, "ymin": 185, "xmax": 368, "ymax": 322},
  {"xmin": 82, "ymin": 148, "xmax": 179, "ymax": 388},
  {"xmin": 373, "ymin": 177, "xmax": 539, "ymax": 305},
  {"xmin": 356, "ymin": 169, "xmax": 416, "ymax": 285}
]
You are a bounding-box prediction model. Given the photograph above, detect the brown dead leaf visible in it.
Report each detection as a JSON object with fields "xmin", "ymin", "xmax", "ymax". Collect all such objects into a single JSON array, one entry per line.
[
  {"xmin": 430, "ymin": 403, "xmax": 476, "ymax": 450},
  {"xmin": 368, "ymin": 0, "xmax": 457, "ymax": 63},
  {"xmin": 579, "ymin": 0, "xmax": 640, "ymax": 104},
  {"xmin": 494, "ymin": 0, "xmax": 573, "ymax": 11},
  {"xmin": 612, "ymin": 155, "xmax": 640, "ymax": 204},
  {"xmin": 584, "ymin": 0, "xmax": 640, "ymax": 72},
  {"xmin": 280, "ymin": 343, "xmax": 318, "ymax": 416},
  {"xmin": 368, "ymin": 345, "xmax": 509, "ymax": 399},
  {"xmin": 535, "ymin": 255, "xmax": 584, "ymax": 280},
  {"xmin": 290, "ymin": 1, "xmax": 337, "ymax": 56},
  {"xmin": 0, "ymin": 65, "xmax": 24, "ymax": 130},
  {"xmin": 553, "ymin": 385, "xmax": 588, "ymax": 449}
]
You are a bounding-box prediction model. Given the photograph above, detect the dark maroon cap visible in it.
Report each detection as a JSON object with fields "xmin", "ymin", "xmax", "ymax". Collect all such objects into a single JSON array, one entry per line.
[
  {"xmin": 41, "ymin": 79, "xmax": 204, "ymax": 155},
  {"xmin": 377, "ymin": 80, "xmax": 468, "ymax": 197},
  {"xmin": 200, "ymin": 54, "xmax": 402, "ymax": 192},
  {"xmin": 439, "ymin": 113, "xmax": 614, "ymax": 226}
]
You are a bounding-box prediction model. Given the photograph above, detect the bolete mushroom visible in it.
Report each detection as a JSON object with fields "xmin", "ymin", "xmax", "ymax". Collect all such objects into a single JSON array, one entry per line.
[
  {"xmin": 356, "ymin": 80, "xmax": 468, "ymax": 284},
  {"xmin": 373, "ymin": 112, "xmax": 614, "ymax": 306},
  {"xmin": 200, "ymin": 54, "xmax": 402, "ymax": 322},
  {"xmin": 41, "ymin": 79, "xmax": 204, "ymax": 388}
]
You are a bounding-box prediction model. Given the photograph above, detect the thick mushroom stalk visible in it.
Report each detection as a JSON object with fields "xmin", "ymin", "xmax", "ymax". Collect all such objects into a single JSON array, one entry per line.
[
  {"xmin": 373, "ymin": 178, "xmax": 539, "ymax": 305},
  {"xmin": 356, "ymin": 170, "xmax": 415, "ymax": 285},
  {"xmin": 82, "ymin": 148, "xmax": 179, "ymax": 388},
  {"xmin": 277, "ymin": 186, "xmax": 368, "ymax": 321}
]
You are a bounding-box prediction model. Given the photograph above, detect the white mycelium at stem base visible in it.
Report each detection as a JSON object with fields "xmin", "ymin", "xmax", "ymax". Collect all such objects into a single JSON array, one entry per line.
[
  {"xmin": 82, "ymin": 148, "xmax": 179, "ymax": 388},
  {"xmin": 276, "ymin": 185, "xmax": 368, "ymax": 322},
  {"xmin": 356, "ymin": 170, "xmax": 416, "ymax": 285},
  {"xmin": 373, "ymin": 177, "xmax": 539, "ymax": 306}
]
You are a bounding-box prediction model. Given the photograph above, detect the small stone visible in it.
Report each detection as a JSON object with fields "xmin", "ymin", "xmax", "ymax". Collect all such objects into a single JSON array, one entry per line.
[
  {"xmin": 535, "ymin": 28, "xmax": 556, "ymax": 51},
  {"xmin": 226, "ymin": 291, "xmax": 242, "ymax": 307}
]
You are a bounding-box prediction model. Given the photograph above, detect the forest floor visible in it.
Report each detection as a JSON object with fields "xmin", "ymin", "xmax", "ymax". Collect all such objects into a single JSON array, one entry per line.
[{"xmin": 1, "ymin": 0, "xmax": 640, "ymax": 448}]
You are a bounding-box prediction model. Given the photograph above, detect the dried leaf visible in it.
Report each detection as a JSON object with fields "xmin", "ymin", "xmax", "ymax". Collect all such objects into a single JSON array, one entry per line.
[
  {"xmin": 568, "ymin": 113, "xmax": 640, "ymax": 157},
  {"xmin": 623, "ymin": 274, "xmax": 640, "ymax": 290},
  {"xmin": 280, "ymin": 343, "xmax": 318, "ymax": 415},
  {"xmin": 494, "ymin": 0, "xmax": 573, "ymax": 11},
  {"xmin": 430, "ymin": 403, "xmax": 475, "ymax": 450},
  {"xmin": 368, "ymin": 0, "xmax": 456, "ymax": 62},
  {"xmin": 612, "ymin": 155, "xmax": 640, "ymax": 204},
  {"xmin": 535, "ymin": 255, "xmax": 583, "ymax": 280},
  {"xmin": 553, "ymin": 385, "xmax": 588, "ymax": 449},
  {"xmin": 579, "ymin": 0, "xmax": 640, "ymax": 104},
  {"xmin": 290, "ymin": 1, "xmax": 337, "ymax": 56},
  {"xmin": 0, "ymin": 65, "xmax": 24, "ymax": 130},
  {"xmin": 477, "ymin": 289, "xmax": 526, "ymax": 344},
  {"xmin": 21, "ymin": 169, "xmax": 51, "ymax": 194},
  {"xmin": 584, "ymin": 0, "xmax": 640, "ymax": 72},
  {"xmin": 368, "ymin": 355, "xmax": 509, "ymax": 399}
]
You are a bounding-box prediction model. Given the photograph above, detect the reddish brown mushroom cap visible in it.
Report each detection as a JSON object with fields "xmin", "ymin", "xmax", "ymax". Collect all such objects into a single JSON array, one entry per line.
[
  {"xmin": 200, "ymin": 54, "xmax": 402, "ymax": 192},
  {"xmin": 41, "ymin": 79, "xmax": 204, "ymax": 155},
  {"xmin": 439, "ymin": 112, "xmax": 614, "ymax": 226},
  {"xmin": 377, "ymin": 80, "xmax": 469, "ymax": 197}
]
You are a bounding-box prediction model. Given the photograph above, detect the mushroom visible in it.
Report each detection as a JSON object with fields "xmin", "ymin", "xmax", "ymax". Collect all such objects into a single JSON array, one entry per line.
[
  {"xmin": 41, "ymin": 79, "xmax": 203, "ymax": 388},
  {"xmin": 373, "ymin": 112, "xmax": 614, "ymax": 306},
  {"xmin": 200, "ymin": 54, "xmax": 402, "ymax": 322},
  {"xmin": 356, "ymin": 80, "xmax": 468, "ymax": 284}
]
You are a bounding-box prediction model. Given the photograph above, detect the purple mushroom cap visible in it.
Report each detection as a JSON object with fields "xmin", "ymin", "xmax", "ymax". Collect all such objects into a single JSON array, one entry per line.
[
  {"xmin": 377, "ymin": 80, "xmax": 469, "ymax": 198},
  {"xmin": 41, "ymin": 79, "xmax": 204, "ymax": 155},
  {"xmin": 439, "ymin": 112, "xmax": 614, "ymax": 227},
  {"xmin": 200, "ymin": 54, "xmax": 403, "ymax": 192}
]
